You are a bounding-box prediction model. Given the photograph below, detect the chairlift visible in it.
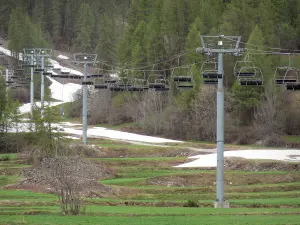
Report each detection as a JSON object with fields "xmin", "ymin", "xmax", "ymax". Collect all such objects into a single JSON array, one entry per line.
[
  {"xmin": 89, "ymin": 74, "xmax": 103, "ymax": 78},
  {"xmin": 94, "ymin": 75, "xmax": 110, "ymax": 90},
  {"xmin": 286, "ymin": 83, "xmax": 300, "ymax": 91},
  {"xmin": 35, "ymin": 68, "xmax": 44, "ymax": 72},
  {"xmin": 238, "ymin": 66, "xmax": 263, "ymax": 86},
  {"xmin": 126, "ymin": 71, "xmax": 148, "ymax": 92},
  {"xmin": 233, "ymin": 54, "xmax": 264, "ymax": 86},
  {"xmin": 82, "ymin": 81, "xmax": 94, "ymax": 85},
  {"xmin": 234, "ymin": 55, "xmax": 256, "ymax": 77},
  {"xmin": 61, "ymin": 71, "xmax": 70, "ymax": 75},
  {"xmin": 274, "ymin": 54, "xmax": 299, "ymax": 86},
  {"xmin": 22, "ymin": 64, "xmax": 34, "ymax": 68},
  {"xmin": 172, "ymin": 66, "xmax": 194, "ymax": 90},
  {"xmin": 43, "ymin": 72, "xmax": 52, "ymax": 76},
  {"xmin": 148, "ymin": 73, "xmax": 169, "ymax": 91},
  {"xmin": 201, "ymin": 59, "xmax": 219, "ymax": 85}
]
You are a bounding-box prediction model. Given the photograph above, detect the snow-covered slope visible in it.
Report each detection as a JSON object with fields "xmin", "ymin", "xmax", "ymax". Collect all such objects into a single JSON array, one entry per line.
[
  {"xmin": 47, "ymin": 76, "xmax": 81, "ymax": 102},
  {"xmin": 175, "ymin": 149, "xmax": 300, "ymax": 168}
]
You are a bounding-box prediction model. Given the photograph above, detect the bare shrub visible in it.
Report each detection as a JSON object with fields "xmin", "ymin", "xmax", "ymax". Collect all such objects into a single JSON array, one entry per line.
[
  {"xmin": 285, "ymin": 92, "xmax": 300, "ymax": 135},
  {"xmin": 253, "ymin": 86, "xmax": 288, "ymax": 136},
  {"xmin": 137, "ymin": 90, "xmax": 169, "ymax": 135},
  {"xmin": 69, "ymin": 89, "xmax": 83, "ymax": 118},
  {"xmin": 24, "ymin": 156, "xmax": 107, "ymax": 215},
  {"xmin": 88, "ymin": 89, "xmax": 111, "ymax": 124}
]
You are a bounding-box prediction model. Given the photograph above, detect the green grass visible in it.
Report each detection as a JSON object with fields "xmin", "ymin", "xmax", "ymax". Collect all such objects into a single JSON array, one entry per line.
[
  {"xmin": 0, "ymin": 176, "xmax": 19, "ymax": 187},
  {"xmin": 1, "ymin": 137, "xmax": 300, "ymax": 224},
  {"xmin": 0, "ymin": 154, "xmax": 17, "ymax": 160},
  {"xmin": 1, "ymin": 214, "xmax": 300, "ymax": 225},
  {"xmin": 0, "ymin": 190, "xmax": 57, "ymax": 199},
  {"xmin": 282, "ymin": 135, "xmax": 300, "ymax": 143}
]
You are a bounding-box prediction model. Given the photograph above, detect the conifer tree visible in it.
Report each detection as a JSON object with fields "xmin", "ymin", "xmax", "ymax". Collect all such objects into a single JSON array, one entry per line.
[
  {"xmin": 185, "ymin": 19, "xmax": 203, "ymax": 64},
  {"xmin": 96, "ymin": 13, "xmax": 117, "ymax": 65},
  {"xmin": 76, "ymin": 3, "xmax": 94, "ymax": 52},
  {"xmin": 146, "ymin": 17, "xmax": 164, "ymax": 65}
]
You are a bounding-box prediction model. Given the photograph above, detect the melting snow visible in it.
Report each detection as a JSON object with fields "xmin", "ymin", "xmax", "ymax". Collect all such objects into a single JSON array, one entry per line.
[
  {"xmin": 57, "ymin": 54, "xmax": 69, "ymax": 60},
  {"xmin": 63, "ymin": 126, "xmax": 182, "ymax": 144},
  {"xmin": 19, "ymin": 102, "xmax": 64, "ymax": 114},
  {"xmin": 175, "ymin": 149, "xmax": 300, "ymax": 168},
  {"xmin": 49, "ymin": 59, "xmax": 83, "ymax": 76},
  {"xmin": 47, "ymin": 76, "xmax": 81, "ymax": 102}
]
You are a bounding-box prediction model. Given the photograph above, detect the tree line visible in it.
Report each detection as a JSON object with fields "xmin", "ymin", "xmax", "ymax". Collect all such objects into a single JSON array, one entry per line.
[{"xmin": 2, "ymin": 0, "xmax": 300, "ymax": 145}]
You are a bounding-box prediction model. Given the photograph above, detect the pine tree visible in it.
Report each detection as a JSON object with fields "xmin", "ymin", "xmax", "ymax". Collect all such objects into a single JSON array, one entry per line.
[
  {"xmin": 96, "ymin": 13, "xmax": 117, "ymax": 66},
  {"xmin": 247, "ymin": 25, "xmax": 274, "ymax": 82},
  {"xmin": 220, "ymin": 0, "xmax": 255, "ymax": 38},
  {"xmin": 146, "ymin": 17, "xmax": 165, "ymax": 65},
  {"xmin": 76, "ymin": 3, "xmax": 94, "ymax": 52},
  {"xmin": 8, "ymin": 8, "xmax": 23, "ymax": 59},
  {"xmin": 51, "ymin": 0, "xmax": 62, "ymax": 44},
  {"xmin": 185, "ymin": 18, "xmax": 203, "ymax": 64}
]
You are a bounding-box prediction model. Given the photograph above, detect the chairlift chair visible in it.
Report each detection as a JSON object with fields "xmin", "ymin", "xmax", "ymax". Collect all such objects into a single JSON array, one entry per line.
[
  {"xmin": 127, "ymin": 71, "xmax": 148, "ymax": 92},
  {"xmin": 201, "ymin": 60, "xmax": 219, "ymax": 85},
  {"xmin": 35, "ymin": 68, "xmax": 44, "ymax": 72},
  {"xmin": 286, "ymin": 83, "xmax": 300, "ymax": 90},
  {"xmin": 274, "ymin": 54, "xmax": 299, "ymax": 86},
  {"xmin": 148, "ymin": 73, "xmax": 169, "ymax": 91},
  {"xmin": 274, "ymin": 66, "xmax": 299, "ymax": 85},
  {"xmin": 43, "ymin": 72, "xmax": 52, "ymax": 76},
  {"xmin": 94, "ymin": 76, "xmax": 110, "ymax": 90},
  {"xmin": 234, "ymin": 60, "xmax": 256, "ymax": 77},
  {"xmin": 82, "ymin": 81, "xmax": 94, "ymax": 85},
  {"xmin": 172, "ymin": 66, "xmax": 194, "ymax": 90},
  {"xmin": 237, "ymin": 66, "xmax": 263, "ymax": 86},
  {"xmin": 22, "ymin": 64, "xmax": 34, "ymax": 68}
]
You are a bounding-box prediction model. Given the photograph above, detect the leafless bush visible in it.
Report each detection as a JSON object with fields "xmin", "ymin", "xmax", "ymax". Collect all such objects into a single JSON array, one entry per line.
[
  {"xmin": 253, "ymin": 87, "xmax": 288, "ymax": 136},
  {"xmin": 69, "ymin": 89, "xmax": 83, "ymax": 118},
  {"xmin": 136, "ymin": 90, "xmax": 169, "ymax": 135},
  {"xmin": 88, "ymin": 89, "xmax": 111, "ymax": 124},
  {"xmin": 190, "ymin": 87, "xmax": 217, "ymax": 141},
  {"xmin": 24, "ymin": 156, "xmax": 107, "ymax": 215}
]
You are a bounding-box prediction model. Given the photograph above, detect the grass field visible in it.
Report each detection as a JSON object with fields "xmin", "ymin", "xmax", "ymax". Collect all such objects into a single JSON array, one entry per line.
[{"xmin": 1, "ymin": 137, "xmax": 300, "ymax": 225}]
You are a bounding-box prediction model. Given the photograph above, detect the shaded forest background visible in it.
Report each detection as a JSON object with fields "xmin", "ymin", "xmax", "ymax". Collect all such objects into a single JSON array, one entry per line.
[{"xmin": 1, "ymin": 0, "xmax": 300, "ymax": 145}]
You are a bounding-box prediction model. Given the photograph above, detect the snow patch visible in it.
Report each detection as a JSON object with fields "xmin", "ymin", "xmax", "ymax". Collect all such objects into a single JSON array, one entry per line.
[
  {"xmin": 49, "ymin": 59, "xmax": 83, "ymax": 76},
  {"xmin": 19, "ymin": 102, "xmax": 64, "ymax": 114},
  {"xmin": 47, "ymin": 76, "xmax": 81, "ymax": 102},
  {"xmin": 62, "ymin": 126, "xmax": 182, "ymax": 144},
  {"xmin": 57, "ymin": 54, "xmax": 69, "ymax": 60},
  {"xmin": 175, "ymin": 149, "xmax": 300, "ymax": 168}
]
